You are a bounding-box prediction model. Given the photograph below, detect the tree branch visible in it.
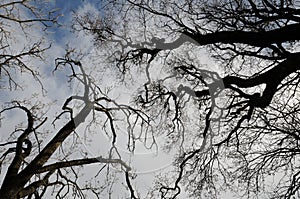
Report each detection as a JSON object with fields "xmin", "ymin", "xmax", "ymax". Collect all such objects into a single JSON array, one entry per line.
[{"xmin": 36, "ymin": 157, "xmax": 131, "ymax": 174}]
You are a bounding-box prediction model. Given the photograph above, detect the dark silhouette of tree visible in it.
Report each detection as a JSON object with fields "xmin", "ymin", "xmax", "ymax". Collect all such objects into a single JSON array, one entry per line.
[
  {"xmin": 0, "ymin": 1, "xmax": 145, "ymax": 198},
  {"xmin": 0, "ymin": 53, "xmax": 147, "ymax": 198},
  {"xmin": 77, "ymin": 0, "xmax": 300, "ymax": 198}
]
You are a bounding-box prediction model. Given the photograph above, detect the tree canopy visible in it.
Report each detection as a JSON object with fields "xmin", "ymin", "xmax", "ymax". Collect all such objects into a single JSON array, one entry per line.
[{"xmin": 1, "ymin": 0, "xmax": 300, "ymax": 198}]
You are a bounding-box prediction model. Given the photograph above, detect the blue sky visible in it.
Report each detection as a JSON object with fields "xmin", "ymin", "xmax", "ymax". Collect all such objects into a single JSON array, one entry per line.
[
  {"xmin": 50, "ymin": 0, "xmax": 87, "ymax": 43},
  {"xmin": 46, "ymin": 0, "xmax": 104, "ymax": 43}
]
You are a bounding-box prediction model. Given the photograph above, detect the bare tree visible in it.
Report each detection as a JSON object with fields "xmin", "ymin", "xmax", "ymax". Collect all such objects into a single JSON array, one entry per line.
[
  {"xmin": 0, "ymin": 1, "xmax": 148, "ymax": 198},
  {"xmin": 77, "ymin": 0, "xmax": 300, "ymax": 198},
  {"xmin": 0, "ymin": 52, "xmax": 150, "ymax": 198}
]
